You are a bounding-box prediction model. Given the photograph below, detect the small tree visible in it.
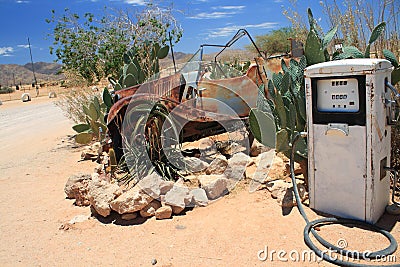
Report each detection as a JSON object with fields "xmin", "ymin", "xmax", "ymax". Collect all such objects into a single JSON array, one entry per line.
[
  {"xmin": 246, "ymin": 27, "xmax": 295, "ymax": 56},
  {"xmin": 47, "ymin": 3, "xmax": 183, "ymax": 85}
]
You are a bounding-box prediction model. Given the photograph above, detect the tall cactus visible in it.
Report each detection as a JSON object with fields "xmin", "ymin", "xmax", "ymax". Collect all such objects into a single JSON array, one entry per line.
[
  {"xmin": 304, "ymin": 8, "xmax": 337, "ymax": 66},
  {"xmin": 270, "ymin": 56, "xmax": 307, "ymax": 161},
  {"xmin": 249, "ymin": 56, "xmax": 308, "ymax": 162},
  {"xmin": 109, "ymin": 43, "xmax": 169, "ymax": 90}
]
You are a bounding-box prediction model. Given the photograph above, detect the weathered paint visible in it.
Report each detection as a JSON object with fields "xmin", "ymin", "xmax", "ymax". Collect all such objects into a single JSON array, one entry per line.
[
  {"xmin": 305, "ymin": 58, "xmax": 392, "ymax": 223},
  {"xmin": 107, "ymin": 60, "xmax": 268, "ymax": 143}
]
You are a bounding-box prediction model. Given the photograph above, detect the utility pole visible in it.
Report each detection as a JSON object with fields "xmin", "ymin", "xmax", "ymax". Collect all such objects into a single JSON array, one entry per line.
[{"xmin": 27, "ymin": 37, "xmax": 37, "ymax": 86}]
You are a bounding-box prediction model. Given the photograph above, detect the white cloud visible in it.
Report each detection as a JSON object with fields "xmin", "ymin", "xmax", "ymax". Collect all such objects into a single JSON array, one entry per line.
[
  {"xmin": 108, "ymin": 0, "xmax": 146, "ymax": 5},
  {"xmin": 16, "ymin": 0, "xmax": 30, "ymax": 3},
  {"xmin": 211, "ymin": 6, "xmax": 246, "ymax": 10},
  {"xmin": 0, "ymin": 47, "xmax": 14, "ymax": 56},
  {"xmin": 17, "ymin": 44, "xmax": 30, "ymax": 49},
  {"xmin": 189, "ymin": 5, "xmax": 245, "ymax": 20},
  {"xmin": 123, "ymin": 0, "xmax": 147, "ymax": 5},
  {"xmin": 207, "ymin": 22, "xmax": 278, "ymax": 38},
  {"xmin": 188, "ymin": 11, "xmax": 237, "ymax": 19}
]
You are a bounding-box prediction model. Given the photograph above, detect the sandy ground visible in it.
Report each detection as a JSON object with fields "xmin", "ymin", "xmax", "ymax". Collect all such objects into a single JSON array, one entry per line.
[{"xmin": 1, "ymin": 96, "xmax": 400, "ymax": 266}]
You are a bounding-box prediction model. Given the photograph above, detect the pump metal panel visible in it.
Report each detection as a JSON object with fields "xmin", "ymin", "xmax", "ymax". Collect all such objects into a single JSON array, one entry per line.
[
  {"xmin": 305, "ymin": 58, "xmax": 392, "ymax": 223},
  {"xmin": 313, "ymin": 125, "xmax": 366, "ymax": 220}
]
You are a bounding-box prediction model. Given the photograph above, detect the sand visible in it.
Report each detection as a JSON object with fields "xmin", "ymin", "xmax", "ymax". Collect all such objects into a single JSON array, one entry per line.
[{"xmin": 0, "ymin": 96, "xmax": 400, "ymax": 266}]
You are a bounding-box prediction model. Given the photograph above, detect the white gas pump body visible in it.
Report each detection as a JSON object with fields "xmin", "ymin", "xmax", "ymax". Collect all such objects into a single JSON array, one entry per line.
[{"xmin": 304, "ymin": 59, "xmax": 393, "ymax": 223}]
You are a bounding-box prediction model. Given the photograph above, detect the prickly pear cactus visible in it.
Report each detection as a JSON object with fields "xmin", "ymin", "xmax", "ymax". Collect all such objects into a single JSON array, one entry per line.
[
  {"xmin": 109, "ymin": 43, "xmax": 170, "ymax": 90},
  {"xmin": 72, "ymin": 95, "xmax": 107, "ymax": 144},
  {"xmin": 333, "ymin": 22, "xmax": 386, "ymax": 60},
  {"xmin": 304, "ymin": 8, "xmax": 337, "ymax": 66},
  {"xmin": 383, "ymin": 49, "xmax": 400, "ymax": 86},
  {"xmin": 249, "ymin": 56, "xmax": 308, "ymax": 162}
]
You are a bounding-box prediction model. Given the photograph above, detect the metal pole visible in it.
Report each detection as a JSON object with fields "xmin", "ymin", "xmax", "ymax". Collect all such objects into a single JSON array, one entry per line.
[
  {"xmin": 27, "ymin": 37, "xmax": 37, "ymax": 86},
  {"xmin": 168, "ymin": 32, "xmax": 177, "ymax": 74}
]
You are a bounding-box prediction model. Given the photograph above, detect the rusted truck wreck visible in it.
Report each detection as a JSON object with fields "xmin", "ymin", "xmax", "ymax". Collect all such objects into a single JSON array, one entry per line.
[{"xmin": 106, "ymin": 29, "xmax": 270, "ymax": 172}]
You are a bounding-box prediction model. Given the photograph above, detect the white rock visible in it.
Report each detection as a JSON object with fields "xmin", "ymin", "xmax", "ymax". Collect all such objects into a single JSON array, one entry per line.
[
  {"xmin": 48, "ymin": 91, "xmax": 57, "ymax": 98},
  {"xmin": 190, "ymin": 188, "xmax": 209, "ymax": 206},
  {"xmin": 69, "ymin": 214, "xmax": 89, "ymax": 224},
  {"xmin": 110, "ymin": 187, "xmax": 153, "ymax": 214},
  {"xmin": 21, "ymin": 93, "xmax": 31, "ymax": 102},
  {"xmin": 246, "ymin": 150, "xmax": 275, "ymax": 183},
  {"xmin": 137, "ymin": 172, "xmax": 163, "ymax": 199},
  {"xmin": 183, "ymin": 157, "xmax": 209, "ymax": 173},
  {"xmin": 65, "ymin": 173, "xmax": 91, "ymax": 199},
  {"xmin": 88, "ymin": 178, "xmax": 120, "ymax": 217},
  {"xmin": 164, "ymin": 185, "xmax": 192, "ymax": 209},
  {"xmin": 198, "ymin": 175, "xmax": 229, "ymax": 200},
  {"xmin": 224, "ymin": 152, "xmax": 251, "ymax": 182}
]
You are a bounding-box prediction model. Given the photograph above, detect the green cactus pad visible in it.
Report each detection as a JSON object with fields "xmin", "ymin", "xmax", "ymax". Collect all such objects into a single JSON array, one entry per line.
[
  {"xmin": 102, "ymin": 88, "xmax": 113, "ymax": 110},
  {"xmin": 72, "ymin": 123, "xmax": 90, "ymax": 133},
  {"xmin": 75, "ymin": 132, "xmax": 93, "ymax": 144},
  {"xmin": 383, "ymin": 49, "xmax": 399, "ymax": 68},
  {"xmin": 305, "ymin": 30, "xmax": 325, "ymax": 66},
  {"xmin": 249, "ymin": 108, "xmax": 276, "ymax": 148}
]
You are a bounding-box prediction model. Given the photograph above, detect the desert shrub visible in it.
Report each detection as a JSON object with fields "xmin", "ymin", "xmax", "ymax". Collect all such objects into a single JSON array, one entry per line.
[
  {"xmin": 55, "ymin": 87, "xmax": 102, "ymax": 124},
  {"xmin": 0, "ymin": 87, "xmax": 15, "ymax": 94}
]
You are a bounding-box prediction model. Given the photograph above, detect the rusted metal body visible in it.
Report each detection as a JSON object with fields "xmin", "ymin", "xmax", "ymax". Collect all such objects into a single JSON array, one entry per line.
[
  {"xmin": 107, "ymin": 63, "xmax": 264, "ymax": 141},
  {"xmin": 106, "ymin": 29, "xmax": 271, "ymax": 160}
]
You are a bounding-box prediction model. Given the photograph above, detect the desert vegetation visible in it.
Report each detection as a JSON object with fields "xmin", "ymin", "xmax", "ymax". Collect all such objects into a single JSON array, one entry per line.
[{"xmin": 46, "ymin": 0, "xmax": 400, "ymax": 181}]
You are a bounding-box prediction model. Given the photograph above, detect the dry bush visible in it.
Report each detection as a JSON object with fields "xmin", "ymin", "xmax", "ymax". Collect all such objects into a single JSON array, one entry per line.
[
  {"xmin": 55, "ymin": 87, "xmax": 102, "ymax": 124},
  {"xmin": 283, "ymin": 0, "xmax": 399, "ymax": 56}
]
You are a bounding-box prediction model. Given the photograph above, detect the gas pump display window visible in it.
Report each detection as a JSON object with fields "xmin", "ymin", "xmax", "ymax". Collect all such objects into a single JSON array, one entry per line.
[
  {"xmin": 311, "ymin": 75, "xmax": 366, "ymax": 126},
  {"xmin": 316, "ymin": 78, "xmax": 359, "ymax": 113}
]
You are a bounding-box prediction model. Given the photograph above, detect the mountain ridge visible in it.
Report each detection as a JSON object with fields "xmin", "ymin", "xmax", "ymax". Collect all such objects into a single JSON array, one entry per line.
[{"xmin": 0, "ymin": 62, "xmax": 63, "ymax": 86}]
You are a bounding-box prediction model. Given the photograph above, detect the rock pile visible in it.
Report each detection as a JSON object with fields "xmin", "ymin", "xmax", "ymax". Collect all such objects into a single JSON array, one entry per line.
[{"xmin": 65, "ymin": 134, "xmax": 307, "ymax": 221}]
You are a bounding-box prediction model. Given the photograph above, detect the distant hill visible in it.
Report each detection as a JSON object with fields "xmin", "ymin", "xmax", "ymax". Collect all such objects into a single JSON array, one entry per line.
[
  {"xmin": 0, "ymin": 62, "xmax": 63, "ymax": 86},
  {"xmin": 0, "ymin": 49, "xmax": 258, "ymax": 87}
]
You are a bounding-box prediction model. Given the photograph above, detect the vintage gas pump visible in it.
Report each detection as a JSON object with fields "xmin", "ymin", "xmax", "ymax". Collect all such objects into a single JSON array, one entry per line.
[{"xmin": 304, "ymin": 58, "xmax": 398, "ymax": 223}]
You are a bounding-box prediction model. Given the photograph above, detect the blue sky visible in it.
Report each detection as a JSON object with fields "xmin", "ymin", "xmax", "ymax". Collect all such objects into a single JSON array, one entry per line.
[{"xmin": 0, "ymin": 0, "xmax": 321, "ymax": 65}]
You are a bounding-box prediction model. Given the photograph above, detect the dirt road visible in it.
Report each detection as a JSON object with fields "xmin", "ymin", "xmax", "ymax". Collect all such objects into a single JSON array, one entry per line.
[{"xmin": 1, "ymin": 97, "xmax": 400, "ymax": 266}]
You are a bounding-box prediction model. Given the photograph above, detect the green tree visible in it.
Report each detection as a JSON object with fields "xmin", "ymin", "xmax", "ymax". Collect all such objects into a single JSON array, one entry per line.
[
  {"xmin": 246, "ymin": 27, "xmax": 295, "ymax": 56},
  {"xmin": 47, "ymin": 3, "xmax": 182, "ymax": 85}
]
